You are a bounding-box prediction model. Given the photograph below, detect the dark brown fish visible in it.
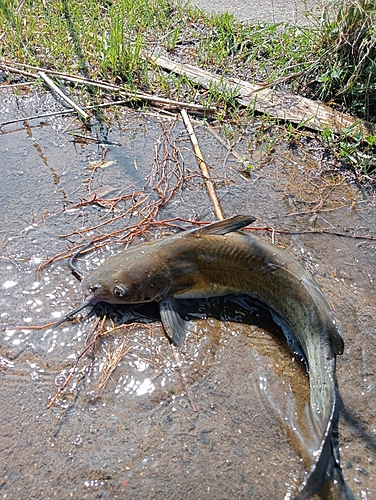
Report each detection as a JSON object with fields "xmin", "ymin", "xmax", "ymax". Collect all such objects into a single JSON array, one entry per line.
[{"xmin": 38, "ymin": 216, "xmax": 358, "ymax": 498}]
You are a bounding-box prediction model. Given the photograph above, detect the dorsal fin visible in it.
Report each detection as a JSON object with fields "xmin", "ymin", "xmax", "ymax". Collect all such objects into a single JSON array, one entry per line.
[{"xmin": 194, "ymin": 215, "xmax": 256, "ymax": 236}]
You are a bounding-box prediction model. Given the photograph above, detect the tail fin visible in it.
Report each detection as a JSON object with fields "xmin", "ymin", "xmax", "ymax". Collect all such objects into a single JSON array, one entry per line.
[{"xmin": 293, "ymin": 409, "xmax": 355, "ymax": 500}]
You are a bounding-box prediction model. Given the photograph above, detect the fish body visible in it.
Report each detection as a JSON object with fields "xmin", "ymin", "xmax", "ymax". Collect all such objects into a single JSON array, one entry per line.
[{"xmin": 80, "ymin": 215, "xmax": 353, "ymax": 499}]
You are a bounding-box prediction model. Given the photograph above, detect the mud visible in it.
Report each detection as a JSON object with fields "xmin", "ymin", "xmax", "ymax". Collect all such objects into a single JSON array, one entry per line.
[{"xmin": 0, "ymin": 87, "xmax": 375, "ymax": 500}]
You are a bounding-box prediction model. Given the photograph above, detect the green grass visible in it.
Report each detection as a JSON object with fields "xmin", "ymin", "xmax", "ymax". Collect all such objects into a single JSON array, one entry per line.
[
  {"xmin": 301, "ymin": 0, "xmax": 376, "ymax": 120},
  {"xmin": 0, "ymin": 0, "xmax": 375, "ymax": 179}
]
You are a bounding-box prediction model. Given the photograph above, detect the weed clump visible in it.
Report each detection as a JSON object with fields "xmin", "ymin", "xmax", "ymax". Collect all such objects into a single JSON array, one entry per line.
[{"xmin": 305, "ymin": 0, "xmax": 376, "ymax": 120}]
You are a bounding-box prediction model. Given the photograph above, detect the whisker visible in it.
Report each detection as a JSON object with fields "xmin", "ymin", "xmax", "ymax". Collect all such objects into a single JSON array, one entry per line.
[{"xmin": 11, "ymin": 298, "xmax": 95, "ymax": 360}]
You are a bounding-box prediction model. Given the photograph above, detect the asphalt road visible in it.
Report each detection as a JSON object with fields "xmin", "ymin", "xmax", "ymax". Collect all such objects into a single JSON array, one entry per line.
[{"xmin": 187, "ymin": 0, "xmax": 322, "ymax": 24}]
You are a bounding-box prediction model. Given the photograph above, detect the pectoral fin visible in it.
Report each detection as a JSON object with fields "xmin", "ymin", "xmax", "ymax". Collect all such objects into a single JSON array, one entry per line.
[
  {"xmin": 159, "ymin": 296, "xmax": 190, "ymax": 346},
  {"xmin": 193, "ymin": 215, "xmax": 256, "ymax": 236}
]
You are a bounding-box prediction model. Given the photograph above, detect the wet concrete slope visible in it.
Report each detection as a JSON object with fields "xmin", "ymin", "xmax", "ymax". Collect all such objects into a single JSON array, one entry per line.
[{"xmin": 0, "ymin": 88, "xmax": 375, "ymax": 499}]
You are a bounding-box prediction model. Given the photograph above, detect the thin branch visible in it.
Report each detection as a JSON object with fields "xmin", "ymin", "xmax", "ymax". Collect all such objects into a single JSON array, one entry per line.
[
  {"xmin": 0, "ymin": 99, "xmax": 130, "ymax": 128},
  {"xmin": 246, "ymin": 226, "xmax": 376, "ymax": 241},
  {"xmin": 38, "ymin": 71, "xmax": 89, "ymax": 120},
  {"xmin": 47, "ymin": 317, "xmax": 102, "ymax": 409},
  {"xmin": 180, "ymin": 109, "xmax": 225, "ymax": 220},
  {"xmin": 0, "ymin": 61, "xmax": 216, "ymax": 113},
  {"xmin": 170, "ymin": 344, "xmax": 199, "ymax": 412}
]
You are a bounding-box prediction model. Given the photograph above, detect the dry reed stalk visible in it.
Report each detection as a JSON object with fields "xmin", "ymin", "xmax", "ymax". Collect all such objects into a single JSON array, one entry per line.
[
  {"xmin": 180, "ymin": 109, "xmax": 225, "ymax": 220},
  {"xmin": 38, "ymin": 71, "xmax": 89, "ymax": 120}
]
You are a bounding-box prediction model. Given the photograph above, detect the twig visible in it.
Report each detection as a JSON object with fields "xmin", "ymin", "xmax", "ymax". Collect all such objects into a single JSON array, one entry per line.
[
  {"xmin": 278, "ymin": 228, "xmax": 376, "ymax": 241},
  {"xmin": 0, "ymin": 62, "xmax": 36, "ymax": 78},
  {"xmin": 38, "ymin": 71, "xmax": 89, "ymax": 120},
  {"xmin": 0, "ymin": 100, "xmax": 130, "ymax": 128},
  {"xmin": 47, "ymin": 317, "xmax": 102, "ymax": 408},
  {"xmin": 170, "ymin": 345, "xmax": 199, "ymax": 412},
  {"xmin": 245, "ymin": 226, "xmax": 376, "ymax": 241},
  {"xmin": 8, "ymin": 320, "xmax": 64, "ymax": 361},
  {"xmin": 0, "ymin": 81, "xmax": 35, "ymax": 88},
  {"xmin": 97, "ymin": 333, "xmax": 133, "ymax": 390},
  {"xmin": 180, "ymin": 109, "xmax": 225, "ymax": 220},
  {"xmin": 0, "ymin": 61, "xmax": 216, "ymax": 113},
  {"xmin": 37, "ymin": 127, "xmax": 187, "ymax": 275},
  {"xmin": 52, "ymin": 73, "xmax": 214, "ymax": 112}
]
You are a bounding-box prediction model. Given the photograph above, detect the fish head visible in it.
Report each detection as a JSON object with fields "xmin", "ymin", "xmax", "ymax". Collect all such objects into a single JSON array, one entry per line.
[{"xmin": 81, "ymin": 248, "xmax": 173, "ymax": 305}]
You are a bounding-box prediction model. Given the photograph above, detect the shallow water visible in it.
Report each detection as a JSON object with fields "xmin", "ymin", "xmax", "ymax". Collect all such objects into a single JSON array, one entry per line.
[{"xmin": 0, "ymin": 87, "xmax": 375, "ymax": 499}]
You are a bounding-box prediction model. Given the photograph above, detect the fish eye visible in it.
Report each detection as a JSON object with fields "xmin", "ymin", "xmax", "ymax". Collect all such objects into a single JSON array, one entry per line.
[{"xmin": 113, "ymin": 286, "xmax": 126, "ymax": 298}]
